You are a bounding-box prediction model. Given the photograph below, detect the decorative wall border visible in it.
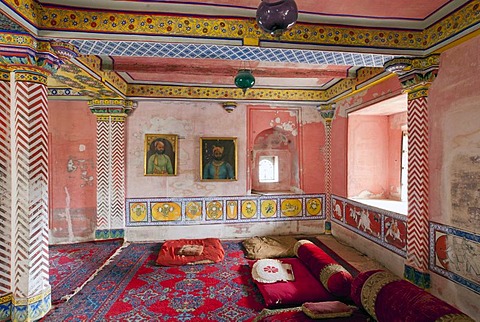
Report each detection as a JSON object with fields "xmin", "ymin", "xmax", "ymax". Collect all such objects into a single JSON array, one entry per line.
[
  {"xmin": 429, "ymin": 222, "xmax": 480, "ymax": 295},
  {"xmin": 95, "ymin": 229, "xmax": 125, "ymax": 240},
  {"xmin": 126, "ymin": 193, "xmax": 325, "ymax": 227},
  {"xmin": 331, "ymin": 195, "xmax": 407, "ymax": 257}
]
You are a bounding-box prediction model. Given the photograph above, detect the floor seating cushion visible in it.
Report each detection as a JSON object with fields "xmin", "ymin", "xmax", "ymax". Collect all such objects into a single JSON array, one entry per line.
[
  {"xmin": 351, "ymin": 270, "xmax": 475, "ymax": 322},
  {"xmin": 253, "ymin": 306, "xmax": 370, "ymax": 322},
  {"xmin": 295, "ymin": 240, "xmax": 353, "ymax": 299},
  {"xmin": 243, "ymin": 236, "xmax": 298, "ymax": 259},
  {"xmin": 250, "ymin": 257, "xmax": 336, "ymax": 308},
  {"xmin": 156, "ymin": 238, "xmax": 224, "ymax": 266}
]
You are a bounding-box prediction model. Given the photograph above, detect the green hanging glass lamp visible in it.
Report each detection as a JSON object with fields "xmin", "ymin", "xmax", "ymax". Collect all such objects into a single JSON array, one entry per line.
[{"xmin": 234, "ymin": 69, "xmax": 255, "ymax": 94}]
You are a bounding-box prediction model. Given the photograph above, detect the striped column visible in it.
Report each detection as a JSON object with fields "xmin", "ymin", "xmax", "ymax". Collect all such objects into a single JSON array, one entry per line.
[
  {"xmin": 0, "ymin": 70, "xmax": 12, "ymax": 321},
  {"xmin": 89, "ymin": 100, "xmax": 136, "ymax": 240},
  {"xmin": 0, "ymin": 37, "xmax": 76, "ymax": 321},
  {"xmin": 318, "ymin": 103, "xmax": 337, "ymax": 234},
  {"xmin": 9, "ymin": 70, "xmax": 52, "ymax": 321},
  {"xmin": 385, "ymin": 55, "xmax": 439, "ymax": 289}
]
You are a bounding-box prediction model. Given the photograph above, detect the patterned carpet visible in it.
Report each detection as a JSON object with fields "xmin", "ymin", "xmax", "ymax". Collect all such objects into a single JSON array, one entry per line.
[
  {"xmin": 43, "ymin": 241, "xmax": 264, "ymax": 321},
  {"xmin": 49, "ymin": 238, "xmax": 124, "ymax": 304}
]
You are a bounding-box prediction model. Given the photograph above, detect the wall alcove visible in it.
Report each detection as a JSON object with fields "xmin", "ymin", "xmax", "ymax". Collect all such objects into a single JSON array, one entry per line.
[{"xmin": 251, "ymin": 127, "xmax": 300, "ymax": 193}]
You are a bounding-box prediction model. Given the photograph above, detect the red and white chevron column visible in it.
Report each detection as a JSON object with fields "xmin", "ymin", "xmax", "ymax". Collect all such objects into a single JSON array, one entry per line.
[
  {"xmin": 385, "ymin": 55, "xmax": 439, "ymax": 289},
  {"xmin": 0, "ymin": 75, "xmax": 12, "ymax": 314},
  {"xmin": 91, "ymin": 99, "xmax": 135, "ymax": 239},
  {"xmin": 10, "ymin": 73, "xmax": 51, "ymax": 320},
  {"xmin": 95, "ymin": 115, "xmax": 111, "ymax": 234},
  {"xmin": 318, "ymin": 103, "xmax": 336, "ymax": 234},
  {"xmin": 93, "ymin": 108, "xmax": 130, "ymax": 239},
  {"xmin": 324, "ymin": 122, "xmax": 333, "ymax": 233},
  {"xmin": 110, "ymin": 115, "xmax": 126, "ymax": 230},
  {"xmin": 405, "ymin": 93, "xmax": 430, "ymax": 275}
]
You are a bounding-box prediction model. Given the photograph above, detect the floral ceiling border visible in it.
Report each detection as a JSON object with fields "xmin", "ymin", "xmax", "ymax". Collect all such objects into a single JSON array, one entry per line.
[{"xmin": 2, "ymin": 0, "xmax": 479, "ymax": 54}]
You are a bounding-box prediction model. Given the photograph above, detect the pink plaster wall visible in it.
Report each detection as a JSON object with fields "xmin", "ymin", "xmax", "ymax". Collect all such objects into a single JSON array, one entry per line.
[
  {"xmin": 332, "ymin": 76, "xmax": 403, "ymax": 197},
  {"xmin": 249, "ymin": 107, "xmax": 301, "ymax": 192},
  {"xmin": 302, "ymin": 117, "xmax": 326, "ymax": 193},
  {"xmin": 126, "ymin": 103, "xmax": 324, "ymax": 198},
  {"xmin": 387, "ymin": 112, "xmax": 406, "ymax": 200},
  {"xmin": 348, "ymin": 115, "xmax": 389, "ymax": 198},
  {"xmin": 126, "ymin": 101, "xmax": 248, "ymax": 198},
  {"xmin": 331, "ymin": 113, "xmax": 348, "ymax": 196},
  {"xmin": 48, "ymin": 100, "xmax": 97, "ymax": 243},
  {"xmin": 429, "ymin": 35, "xmax": 480, "ymax": 232},
  {"xmin": 427, "ymin": 35, "xmax": 480, "ymax": 320}
]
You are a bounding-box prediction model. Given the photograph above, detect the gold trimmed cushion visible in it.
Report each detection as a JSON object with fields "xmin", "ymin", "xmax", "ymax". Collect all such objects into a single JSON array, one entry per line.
[
  {"xmin": 302, "ymin": 301, "xmax": 354, "ymax": 319},
  {"xmin": 294, "ymin": 239, "xmax": 313, "ymax": 257},
  {"xmin": 360, "ymin": 270, "xmax": 400, "ymax": 320}
]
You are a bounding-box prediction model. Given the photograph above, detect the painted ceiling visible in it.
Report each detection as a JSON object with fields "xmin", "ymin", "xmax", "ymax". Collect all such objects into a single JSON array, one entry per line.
[{"xmin": 0, "ymin": 0, "xmax": 479, "ymax": 103}]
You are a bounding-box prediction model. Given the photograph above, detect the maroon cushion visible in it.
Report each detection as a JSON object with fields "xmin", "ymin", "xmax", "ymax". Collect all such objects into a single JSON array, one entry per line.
[
  {"xmin": 375, "ymin": 279, "xmax": 474, "ymax": 322},
  {"xmin": 295, "ymin": 240, "xmax": 353, "ymax": 298},
  {"xmin": 250, "ymin": 257, "xmax": 335, "ymax": 309},
  {"xmin": 352, "ymin": 270, "xmax": 475, "ymax": 322},
  {"xmin": 350, "ymin": 270, "xmax": 383, "ymax": 307}
]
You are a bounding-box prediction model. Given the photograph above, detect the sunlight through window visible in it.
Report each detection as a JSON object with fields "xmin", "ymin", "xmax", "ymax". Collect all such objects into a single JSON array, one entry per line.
[{"xmin": 259, "ymin": 156, "xmax": 278, "ymax": 183}]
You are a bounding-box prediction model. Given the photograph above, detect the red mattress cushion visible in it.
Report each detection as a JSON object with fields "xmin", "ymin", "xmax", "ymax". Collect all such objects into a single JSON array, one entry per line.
[
  {"xmin": 250, "ymin": 257, "xmax": 335, "ymax": 309},
  {"xmin": 156, "ymin": 238, "xmax": 224, "ymax": 266}
]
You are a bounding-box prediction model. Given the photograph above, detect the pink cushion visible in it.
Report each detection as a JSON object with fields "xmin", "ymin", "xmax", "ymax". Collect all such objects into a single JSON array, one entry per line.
[
  {"xmin": 302, "ymin": 301, "xmax": 353, "ymax": 319},
  {"xmin": 250, "ymin": 257, "xmax": 335, "ymax": 309},
  {"xmin": 295, "ymin": 240, "xmax": 353, "ymax": 298},
  {"xmin": 254, "ymin": 307, "xmax": 370, "ymax": 322}
]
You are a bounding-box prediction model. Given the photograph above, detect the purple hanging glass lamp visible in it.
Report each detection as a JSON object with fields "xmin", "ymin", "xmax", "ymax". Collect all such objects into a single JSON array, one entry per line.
[{"xmin": 256, "ymin": 0, "xmax": 298, "ymax": 36}]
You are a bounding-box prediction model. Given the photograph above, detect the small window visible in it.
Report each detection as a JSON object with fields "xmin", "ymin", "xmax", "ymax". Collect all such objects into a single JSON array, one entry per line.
[{"xmin": 259, "ymin": 156, "xmax": 279, "ymax": 183}]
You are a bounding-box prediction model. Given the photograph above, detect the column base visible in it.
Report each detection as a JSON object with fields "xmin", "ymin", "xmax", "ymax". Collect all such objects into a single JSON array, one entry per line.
[
  {"xmin": 0, "ymin": 294, "xmax": 12, "ymax": 321},
  {"xmin": 10, "ymin": 289, "xmax": 51, "ymax": 322},
  {"xmin": 404, "ymin": 264, "xmax": 431, "ymax": 289},
  {"xmin": 324, "ymin": 221, "xmax": 332, "ymax": 234}
]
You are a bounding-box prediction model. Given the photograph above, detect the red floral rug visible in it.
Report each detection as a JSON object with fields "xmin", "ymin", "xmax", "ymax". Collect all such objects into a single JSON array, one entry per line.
[
  {"xmin": 49, "ymin": 238, "xmax": 124, "ymax": 304},
  {"xmin": 43, "ymin": 241, "xmax": 264, "ymax": 321}
]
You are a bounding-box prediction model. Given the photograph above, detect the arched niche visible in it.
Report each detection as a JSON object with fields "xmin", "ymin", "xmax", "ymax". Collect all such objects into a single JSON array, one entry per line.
[{"xmin": 251, "ymin": 127, "xmax": 300, "ymax": 193}]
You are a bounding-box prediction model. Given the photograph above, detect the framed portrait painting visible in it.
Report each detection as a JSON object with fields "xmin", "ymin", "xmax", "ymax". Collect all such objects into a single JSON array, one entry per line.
[
  {"xmin": 144, "ymin": 134, "xmax": 178, "ymax": 176},
  {"xmin": 200, "ymin": 137, "xmax": 237, "ymax": 181}
]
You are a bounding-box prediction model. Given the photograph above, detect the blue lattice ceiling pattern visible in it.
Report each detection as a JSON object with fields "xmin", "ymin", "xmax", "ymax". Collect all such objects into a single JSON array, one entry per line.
[{"xmin": 70, "ymin": 40, "xmax": 395, "ymax": 67}]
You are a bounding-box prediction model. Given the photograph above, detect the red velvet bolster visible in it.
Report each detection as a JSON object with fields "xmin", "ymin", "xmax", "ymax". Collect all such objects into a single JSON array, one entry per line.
[
  {"xmin": 375, "ymin": 279, "xmax": 473, "ymax": 322},
  {"xmin": 350, "ymin": 269, "xmax": 383, "ymax": 308},
  {"xmin": 352, "ymin": 270, "xmax": 474, "ymax": 322},
  {"xmin": 296, "ymin": 241, "xmax": 353, "ymax": 298},
  {"xmin": 250, "ymin": 257, "xmax": 335, "ymax": 309}
]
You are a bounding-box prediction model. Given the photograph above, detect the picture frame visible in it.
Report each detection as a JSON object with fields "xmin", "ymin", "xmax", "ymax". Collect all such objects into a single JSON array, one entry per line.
[
  {"xmin": 200, "ymin": 137, "xmax": 237, "ymax": 181},
  {"xmin": 144, "ymin": 134, "xmax": 178, "ymax": 176}
]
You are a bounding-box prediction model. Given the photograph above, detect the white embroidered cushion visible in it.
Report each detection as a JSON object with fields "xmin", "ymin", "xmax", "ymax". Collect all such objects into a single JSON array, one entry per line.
[{"xmin": 252, "ymin": 259, "xmax": 295, "ymax": 284}]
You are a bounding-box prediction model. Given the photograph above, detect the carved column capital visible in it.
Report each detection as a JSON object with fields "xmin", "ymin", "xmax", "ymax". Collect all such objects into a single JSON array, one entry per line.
[
  {"xmin": 88, "ymin": 99, "xmax": 137, "ymax": 116},
  {"xmin": 317, "ymin": 103, "xmax": 337, "ymax": 123},
  {"xmin": 384, "ymin": 54, "xmax": 440, "ymax": 93},
  {"xmin": 0, "ymin": 33, "xmax": 73, "ymax": 80}
]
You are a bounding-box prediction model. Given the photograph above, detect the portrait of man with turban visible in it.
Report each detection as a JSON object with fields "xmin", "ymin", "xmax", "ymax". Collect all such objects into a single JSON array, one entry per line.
[
  {"xmin": 145, "ymin": 134, "xmax": 177, "ymax": 176},
  {"xmin": 201, "ymin": 138, "xmax": 236, "ymax": 180}
]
